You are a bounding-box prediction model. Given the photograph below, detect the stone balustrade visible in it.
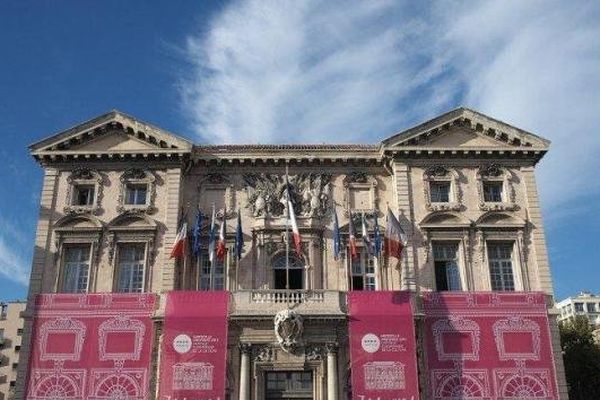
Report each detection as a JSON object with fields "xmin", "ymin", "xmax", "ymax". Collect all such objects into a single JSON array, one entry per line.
[{"xmin": 230, "ymin": 290, "xmax": 345, "ymax": 317}]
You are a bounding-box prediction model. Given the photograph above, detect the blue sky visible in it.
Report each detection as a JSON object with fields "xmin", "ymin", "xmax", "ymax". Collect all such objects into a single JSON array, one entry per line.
[{"xmin": 1, "ymin": 0, "xmax": 599, "ymax": 301}]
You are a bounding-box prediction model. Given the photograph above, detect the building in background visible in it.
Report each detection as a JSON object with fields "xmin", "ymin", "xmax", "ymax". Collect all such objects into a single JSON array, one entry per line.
[
  {"xmin": 0, "ymin": 301, "xmax": 25, "ymax": 400},
  {"xmin": 556, "ymin": 291, "xmax": 600, "ymax": 341},
  {"xmin": 15, "ymin": 108, "xmax": 569, "ymax": 399}
]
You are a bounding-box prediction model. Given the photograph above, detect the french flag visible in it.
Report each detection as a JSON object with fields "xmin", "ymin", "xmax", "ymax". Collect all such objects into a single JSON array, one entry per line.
[
  {"xmin": 287, "ymin": 188, "xmax": 302, "ymax": 256},
  {"xmin": 385, "ymin": 209, "xmax": 406, "ymax": 259},
  {"xmin": 216, "ymin": 212, "xmax": 227, "ymax": 261},
  {"xmin": 170, "ymin": 222, "xmax": 188, "ymax": 260}
]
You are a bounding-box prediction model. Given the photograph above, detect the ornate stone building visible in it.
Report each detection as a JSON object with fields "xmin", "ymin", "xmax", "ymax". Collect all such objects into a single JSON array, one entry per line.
[{"xmin": 17, "ymin": 107, "xmax": 568, "ymax": 399}]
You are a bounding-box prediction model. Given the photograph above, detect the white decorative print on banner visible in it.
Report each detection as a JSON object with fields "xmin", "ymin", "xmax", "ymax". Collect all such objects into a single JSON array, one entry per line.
[
  {"xmin": 363, "ymin": 361, "xmax": 406, "ymax": 390},
  {"xmin": 29, "ymin": 369, "xmax": 86, "ymax": 400},
  {"xmin": 432, "ymin": 370, "xmax": 489, "ymax": 399},
  {"xmin": 493, "ymin": 317, "xmax": 541, "ymax": 362},
  {"xmin": 432, "ymin": 316, "xmax": 481, "ymax": 362},
  {"xmin": 98, "ymin": 315, "xmax": 146, "ymax": 362},
  {"xmin": 38, "ymin": 317, "xmax": 86, "ymax": 362},
  {"xmin": 494, "ymin": 369, "xmax": 552, "ymax": 398},
  {"xmin": 173, "ymin": 362, "xmax": 215, "ymax": 390},
  {"xmin": 88, "ymin": 369, "xmax": 147, "ymax": 400}
]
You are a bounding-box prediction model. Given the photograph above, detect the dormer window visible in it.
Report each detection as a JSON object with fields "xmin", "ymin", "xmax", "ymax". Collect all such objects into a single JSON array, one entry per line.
[
  {"xmin": 74, "ymin": 184, "xmax": 95, "ymax": 206},
  {"xmin": 125, "ymin": 184, "xmax": 148, "ymax": 205},
  {"xmin": 430, "ymin": 182, "xmax": 451, "ymax": 203},
  {"xmin": 483, "ymin": 181, "xmax": 503, "ymax": 202}
]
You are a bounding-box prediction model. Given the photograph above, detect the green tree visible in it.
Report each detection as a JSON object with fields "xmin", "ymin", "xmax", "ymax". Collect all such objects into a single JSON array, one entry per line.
[{"xmin": 559, "ymin": 315, "xmax": 600, "ymax": 399}]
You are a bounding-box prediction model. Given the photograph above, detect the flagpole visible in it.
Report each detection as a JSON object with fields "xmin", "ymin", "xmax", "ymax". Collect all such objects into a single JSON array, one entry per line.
[
  {"xmin": 209, "ymin": 203, "xmax": 215, "ymax": 291},
  {"xmin": 285, "ymin": 164, "xmax": 290, "ymax": 291},
  {"xmin": 348, "ymin": 206, "xmax": 353, "ymax": 292}
]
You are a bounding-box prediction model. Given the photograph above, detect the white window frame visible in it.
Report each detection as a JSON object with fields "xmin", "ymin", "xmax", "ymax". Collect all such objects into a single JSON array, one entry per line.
[
  {"xmin": 423, "ymin": 166, "xmax": 462, "ymax": 212},
  {"xmin": 60, "ymin": 244, "xmax": 92, "ymax": 293},
  {"xmin": 114, "ymin": 242, "xmax": 148, "ymax": 293},
  {"xmin": 486, "ymin": 241, "xmax": 519, "ymax": 292},
  {"xmin": 348, "ymin": 247, "xmax": 378, "ymax": 291},
  {"xmin": 124, "ymin": 183, "xmax": 149, "ymax": 206},
  {"xmin": 197, "ymin": 249, "xmax": 227, "ymax": 291},
  {"xmin": 432, "ymin": 242, "xmax": 463, "ymax": 291}
]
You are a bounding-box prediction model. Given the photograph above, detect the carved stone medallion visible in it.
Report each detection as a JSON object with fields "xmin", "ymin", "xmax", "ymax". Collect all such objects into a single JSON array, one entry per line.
[{"xmin": 274, "ymin": 310, "xmax": 304, "ymax": 353}]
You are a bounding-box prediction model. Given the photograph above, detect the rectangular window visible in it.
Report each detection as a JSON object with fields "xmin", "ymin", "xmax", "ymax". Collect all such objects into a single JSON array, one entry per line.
[
  {"xmin": 430, "ymin": 182, "xmax": 451, "ymax": 203},
  {"xmin": 350, "ymin": 248, "xmax": 377, "ymax": 291},
  {"xmin": 574, "ymin": 302, "xmax": 584, "ymax": 312},
  {"xmin": 488, "ymin": 242, "xmax": 515, "ymax": 291},
  {"xmin": 16, "ymin": 328, "xmax": 23, "ymax": 336},
  {"xmin": 586, "ymin": 303, "xmax": 596, "ymax": 313},
  {"xmin": 116, "ymin": 243, "xmax": 146, "ymax": 293},
  {"xmin": 0, "ymin": 304, "xmax": 6, "ymax": 319},
  {"xmin": 433, "ymin": 242, "xmax": 462, "ymax": 291},
  {"xmin": 61, "ymin": 244, "xmax": 91, "ymax": 293},
  {"xmin": 125, "ymin": 184, "xmax": 148, "ymax": 205},
  {"xmin": 0, "ymin": 328, "xmax": 4, "ymax": 341},
  {"xmin": 11, "ymin": 362, "xmax": 17, "ymax": 370},
  {"xmin": 74, "ymin": 184, "xmax": 95, "ymax": 206},
  {"xmin": 198, "ymin": 250, "xmax": 225, "ymax": 291},
  {"xmin": 483, "ymin": 181, "xmax": 503, "ymax": 202},
  {"xmin": 14, "ymin": 345, "xmax": 20, "ymax": 352}
]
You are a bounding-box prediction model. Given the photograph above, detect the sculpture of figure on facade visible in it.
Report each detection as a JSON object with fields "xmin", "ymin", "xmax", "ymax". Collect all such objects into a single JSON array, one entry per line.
[
  {"xmin": 274, "ymin": 310, "xmax": 304, "ymax": 353},
  {"xmin": 244, "ymin": 173, "xmax": 331, "ymax": 218}
]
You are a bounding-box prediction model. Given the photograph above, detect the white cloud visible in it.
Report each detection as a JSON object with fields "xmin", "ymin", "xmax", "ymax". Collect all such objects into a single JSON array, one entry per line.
[
  {"xmin": 182, "ymin": 0, "xmax": 600, "ymax": 212},
  {"xmin": 0, "ymin": 218, "xmax": 30, "ymax": 286}
]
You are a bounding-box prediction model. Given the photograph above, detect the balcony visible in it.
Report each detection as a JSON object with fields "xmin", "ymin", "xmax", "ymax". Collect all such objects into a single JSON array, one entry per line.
[{"xmin": 230, "ymin": 290, "xmax": 346, "ymax": 318}]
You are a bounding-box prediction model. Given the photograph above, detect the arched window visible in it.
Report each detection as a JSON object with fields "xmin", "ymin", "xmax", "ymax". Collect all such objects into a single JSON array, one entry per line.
[{"xmin": 272, "ymin": 253, "xmax": 304, "ymax": 290}]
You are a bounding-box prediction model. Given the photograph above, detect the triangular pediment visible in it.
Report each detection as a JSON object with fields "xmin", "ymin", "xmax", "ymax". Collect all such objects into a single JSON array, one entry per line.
[
  {"xmin": 29, "ymin": 110, "xmax": 192, "ymax": 159},
  {"xmin": 382, "ymin": 107, "xmax": 550, "ymax": 150}
]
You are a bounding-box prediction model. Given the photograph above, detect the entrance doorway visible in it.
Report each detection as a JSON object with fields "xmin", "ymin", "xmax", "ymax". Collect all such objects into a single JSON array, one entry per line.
[
  {"xmin": 272, "ymin": 253, "xmax": 304, "ymax": 290},
  {"xmin": 265, "ymin": 371, "xmax": 313, "ymax": 400}
]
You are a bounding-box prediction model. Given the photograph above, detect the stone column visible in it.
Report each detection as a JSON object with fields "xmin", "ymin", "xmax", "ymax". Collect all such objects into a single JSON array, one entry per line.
[
  {"xmin": 326, "ymin": 344, "xmax": 339, "ymax": 400},
  {"xmin": 239, "ymin": 343, "xmax": 252, "ymax": 400}
]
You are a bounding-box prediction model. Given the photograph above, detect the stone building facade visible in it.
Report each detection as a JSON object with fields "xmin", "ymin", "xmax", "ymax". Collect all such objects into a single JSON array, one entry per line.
[
  {"xmin": 17, "ymin": 107, "xmax": 568, "ymax": 399},
  {"xmin": 0, "ymin": 301, "xmax": 26, "ymax": 400}
]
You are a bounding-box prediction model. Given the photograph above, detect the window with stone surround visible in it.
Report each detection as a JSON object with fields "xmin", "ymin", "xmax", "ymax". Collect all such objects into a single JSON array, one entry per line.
[
  {"xmin": 487, "ymin": 242, "xmax": 515, "ymax": 291},
  {"xmin": 423, "ymin": 166, "xmax": 462, "ymax": 211},
  {"xmin": 64, "ymin": 168, "xmax": 103, "ymax": 215},
  {"xmin": 115, "ymin": 243, "xmax": 147, "ymax": 293},
  {"xmin": 60, "ymin": 244, "xmax": 91, "ymax": 293},
  {"xmin": 117, "ymin": 168, "xmax": 156, "ymax": 213},
  {"xmin": 476, "ymin": 164, "xmax": 517, "ymax": 211},
  {"xmin": 433, "ymin": 242, "xmax": 462, "ymax": 291}
]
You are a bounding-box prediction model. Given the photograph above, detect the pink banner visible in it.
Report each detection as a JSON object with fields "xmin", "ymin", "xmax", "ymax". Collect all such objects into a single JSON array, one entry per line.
[
  {"xmin": 422, "ymin": 292, "xmax": 559, "ymax": 400},
  {"xmin": 25, "ymin": 293, "xmax": 156, "ymax": 400},
  {"xmin": 348, "ymin": 291, "xmax": 420, "ymax": 400},
  {"xmin": 159, "ymin": 291, "xmax": 229, "ymax": 400}
]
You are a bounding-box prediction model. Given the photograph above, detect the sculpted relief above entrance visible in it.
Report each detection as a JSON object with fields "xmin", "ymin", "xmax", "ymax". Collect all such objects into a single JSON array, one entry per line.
[{"xmin": 243, "ymin": 173, "xmax": 332, "ymax": 218}]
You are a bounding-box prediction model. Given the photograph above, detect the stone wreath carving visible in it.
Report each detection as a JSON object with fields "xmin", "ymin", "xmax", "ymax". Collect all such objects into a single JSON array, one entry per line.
[
  {"xmin": 116, "ymin": 168, "xmax": 157, "ymax": 214},
  {"xmin": 254, "ymin": 345, "xmax": 274, "ymax": 362},
  {"xmin": 274, "ymin": 309, "xmax": 304, "ymax": 353},
  {"xmin": 423, "ymin": 165, "xmax": 462, "ymax": 212},
  {"xmin": 243, "ymin": 173, "xmax": 331, "ymax": 218},
  {"xmin": 64, "ymin": 167, "xmax": 104, "ymax": 215},
  {"xmin": 476, "ymin": 164, "xmax": 517, "ymax": 211}
]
